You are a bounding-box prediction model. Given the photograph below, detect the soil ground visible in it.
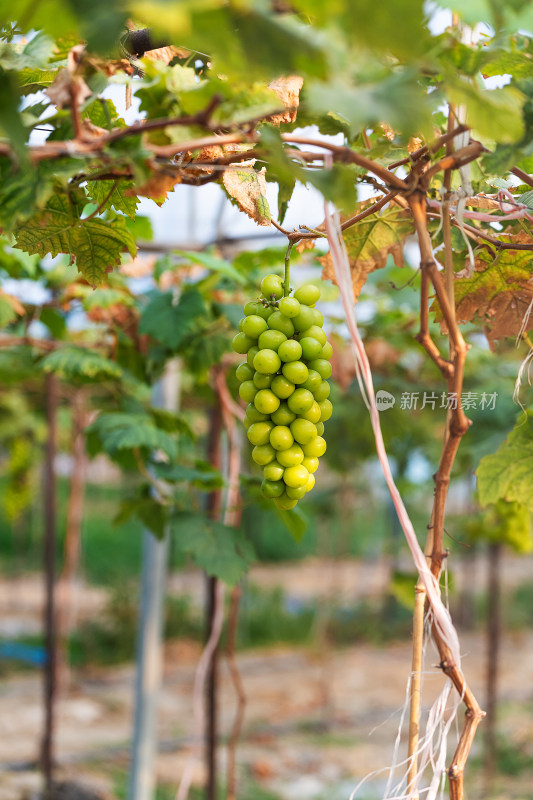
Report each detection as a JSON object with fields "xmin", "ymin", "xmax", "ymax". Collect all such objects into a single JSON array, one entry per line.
[{"xmin": 1, "ymin": 556, "xmax": 532, "ymax": 800}]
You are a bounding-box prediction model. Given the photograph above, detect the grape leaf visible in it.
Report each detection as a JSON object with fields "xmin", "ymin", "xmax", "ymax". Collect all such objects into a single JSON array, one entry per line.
[
  {"xmin": 319, "ymin": 204, "xmax": 414, "ymax": 300},
  {"xmin": 173, "ymin": 510, "xmax": 255, "ymax": 585},
  {"xmin": 435, "ymin": 238, "xmax": 533, "ymax": 347},
  {"xmin": 13, "ymin": 191, "xmax": 136, "ymax": 286},
  {"xmin": 86, "ymin": 179, "xmax": 139, "ymax": 220},
  {"xmin": 40, "ymin": 347, "xmax": 124, "ymax": 382},
  {"xmin": 477, "ymin": 413, "xmax": 533, "ymax": 512},
  {"xmin": 139, "ymin": 289, "xmax": 206, "ymax": 350},
  {"xmin": 446, "ymin": 80, "xmax": 525, "ymax": 144},
  {"xmin": 87, "ymin": 412, "xmax": 178, "ymax": 460},
  {"xmin": 222, "ymin": 166, "xmax": 271, "ymax": 226}
]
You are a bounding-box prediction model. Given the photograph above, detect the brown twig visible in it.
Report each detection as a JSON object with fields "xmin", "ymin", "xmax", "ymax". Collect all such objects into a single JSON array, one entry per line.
[
  {"xmin": 510, "ymin": 166, "xmax": 533, "ymax": 189},
  {"xmin": 426, "ymin": 211, "xmax": 533, "ymax": 251},
  {"xmin": 388, "ymin": 124, "xmax": 470, "ymax": 170}
]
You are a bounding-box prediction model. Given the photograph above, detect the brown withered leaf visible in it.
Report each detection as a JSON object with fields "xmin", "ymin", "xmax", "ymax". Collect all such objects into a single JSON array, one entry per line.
[
  {"xmin": 46, "ymin": 44, "xmax": 91, "ymax": 110},
  {"xmin": 268, "ymin": 75, "xmax": 304, "ymax": 125},
  {"xmin": 320, "ymin": 204, "xmax": 413, "ymax": 300},
  {"xmin": 434, "ymin": 232, "xmax": 533, "ymax": 349},
  {"xmin": 143, "ymin": 45, "xmax": 190, "ymax": 65},
  {"xmin": 222, "ymin": 166, "xmax": 271, "ymax": 226},
  {"xmin": 127, "ymin": 169, "xmax": 183, "ymax": 203}
]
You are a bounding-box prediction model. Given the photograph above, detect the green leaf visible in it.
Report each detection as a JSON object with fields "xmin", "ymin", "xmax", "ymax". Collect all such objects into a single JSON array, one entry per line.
[
  {"xmin": 114, "ymin": 494, "xmax": 169, "ymax": 539},
  {"xmin": 173, "ymin": 510, "xmax": 254, "ymax": 585},
  {"xmin": 87, "ymin": 412, "xmax": 178, "ymax": 460},
  {"xmin": 0, "ymin": 68, "xmax": 28, "ymax": 159},
  {"xmin": 40, "ymin": 347, "xmax": 123, "ymax": 382},
  {"xmin": 154, "ymin": 460, "xmax": 224, "ymax": 490},
  {"xmin": 18, "ymin": 67, "xmax": 58, "ymax": 94},
  {"xmin": 39, "ymin": 307, "xmax": 66, "ymax": 339},
  {"xmin": 82, "ymin": 288, "xmax": 134, "ymax": 311},
  {"xmin": 126, "ymin": 215, "xmax": 153, "ymax": 242},
  {"xmin": 446, "ymin": 80, "xmax": 525, "ymax": 144},
  {"xmin": 13, "ymin": 191, "xmax": 137, "ymax": 286},
  {"xmin": 477, "ymin": 413, "xmax": 533, "ymax": 512},
  {"xmin": 180, "ymin": 330, "xmax": 230, "ymax": 378},
  {"xmin": 306, "ymin": 164, "xmax": 359, "ymax": 214},
  {"xmin": 86, "ymin": 179, "xmax": 139, "ymax": 220},
  {"xmin": 0, "ymin": 291, "xmax": 24, "ymax": 327},
  {"xmin": 174, "ymin": 250, "xmax": 247, "ymax": 285},
  {"xmin": 139, "ymin": 289, "xmax": 206, "ymax": 350},
  {"xmin": 274, "ymin": 505, "xmax": 308, "ymax": 542},
  {"xmin": 149, "ymin": 408, "xmax": 193, "ymax": 437}
]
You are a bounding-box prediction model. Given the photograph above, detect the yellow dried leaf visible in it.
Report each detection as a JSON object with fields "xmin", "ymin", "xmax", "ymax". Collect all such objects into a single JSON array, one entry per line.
[
  {"xmin": 222, "ymin": 166, "xmax": 271, "ymax": 226},
  {"xmin": 268, "ymin": 75, "xmax": 304, "ymax": 125}
]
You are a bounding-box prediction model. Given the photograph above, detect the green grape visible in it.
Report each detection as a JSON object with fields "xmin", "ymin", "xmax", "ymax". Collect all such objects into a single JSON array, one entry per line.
[
  {"xmin": 320, "ymin": 341, "xmax": 333, "ymax": 360},
  {"xmin": 261, "ymin": 273, "xmax": 284, "ymax": 299},
  {"xmin": 290, "ymin": 418, "xmax": 318, "ymax": 445},
  {"xmin": 305, "ymin": 473, "xmax": 316, "ymax": 492},
  {"xmin": 277, "ymin": 444, "xmax": 304, "ymax": 467},
  {"xmin": 246, "ymin": 403, "xmax": 268, "ymax": 422},
  {"xmin": 310, "ymin": 308, "xmax": 324, "ymax": 327},
  {"xmin": 254, "ymin": 389, "xmax": 280, "ymax": 415},
  {"xmin": 274, "ymin": 493, "xmax": 298, "ymax": 510},
  {"xmin": 247, "ymin": 345, "xmax": 259, "ymax": 368},
  {"xmin": 302, "ymin": 369, "xmax": 322, "ymax": 393},
  {"xmin": 291, "ymin": 304, "xmax": 316, "ymax": 332},
  {"xmin": 278, "ymin": 339, "xmax": 302, "ymax": 363},
  {"xmin": 232, "ymin": 332, "xmax": 255, "ymax": 354},
  {"xmin": 238, "ymin": 318, "xmax": 245, "ymax": 332},
  {"xmin": 242, "ymin": 314, "xmax": 268, "ymax": 338},
  {"xmin": 308, "ymin": 358, "xmax": 332, "ymax": 379},
  {"xmin": 302, "ymin": 436, "xmax": 326, "ymax": 458},
  {"xmin": 264, "ymin": 461, "xmax": 285, "ymax": 481},
  {"xmin": 300, "ymin": 325, "xmax": 327, "ymax": 346},
  {"xmin": 299, "ymin": 337, "xmax": 323, "ymax": 360},
  {"xmin": 302, "ymin": 456, "xmax": 319, "ymax": 474},
  {"xmin": 262, "ymin": 479, "xmax": 285, "ymax": 498},
  {"xmin": 316, "ymin": 422, "xmax": 325, "ymax": 436},
  {"xmin": 279, "ymin": 296, "xmax": 300, "ymax": 317},
  {"xmin": 247, "ymin": 421, "xmax": 274, "ymax": 446},
  {"xmin": 287, "ymin": 388, "xmax": 314, "ymax": 414},
  {"xmin": 244, "ymin": 300, "xmax": 272, "ymax": 320},
  {"xmin": 252, "ymin": 443, "xmax": 276, "ymax": 465},
  {"xmin": 243, "ymin": 416, "xmax": 252, "ymax": 430},
  {"xmin": 302, "ymin": 401, "xmax": 321, "ymax": 424},
  {"xmin": 253, "ymin": 371, "xmax": 273, "ymax": 389},
  {"xmin": 271, "ymin": 402, "xmax": 296, "ymax": 426},
  {"xmin": 258, "ymin": 329, "xmax": 287, "ymax": 351},
  {"xmin": 313, "ymin": 381, "xmax": 330, "ymax": 402},
  {"xmin": 253, "ymin": 348, "xmax": 281, "ymax": 374},
  {"xmin": 239, "ymin": 380, "xmax": 258, "ymax": 403},
  {"xmin": 286, "ymin": 485, "xmax": 307, "ymax": 500},
  {"xmin": 294, "ymin": 284, "xmax": 321, "ymax": 306},
  {"xmin": 283, "ymin": 464, "xmax": 309, "ymax": 488},
  {"xmin": 268, "ymin": 311, "xmax": 295, "ymax": 337},
  {"xmin": 271, "ymin": 375, "xmax": 295, "ymax": 400},
  {"xmin": 270, "ymin": 425, "xmax": 294, "ymax": 451},
  {"xmin": 318, "ymin": 398, "xmax": 333, "ymax": 421},
  {"xmin": 236, "ymin": 362, "xmax": 254, "ymax": 382},
  {"xmin": 282, "ymin": 360, "xmax": 309, "ymax": 384}
]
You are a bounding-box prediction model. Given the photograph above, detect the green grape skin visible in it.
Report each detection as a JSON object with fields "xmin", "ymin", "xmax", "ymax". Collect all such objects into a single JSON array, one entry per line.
[
  {"xmin": 320, "ymin": 341, "xmax": 333, "ymax": 360},
  {"xmin": 300, "ymin": 325, "xmax": 327, "ymax": 346},
  {"xmin": 316, "ymin": 422, "xmax": 325, "ymax": 436},
  {"xmin": 302, "ymin": 369, "xmax": 322, "ymax": 393},
  {"xmin": 260, "ymin": 273, "xmax": 284, "ymax": 299},
  {"xmin": 294, "ymin": 284, "xmax": 321, "ymax": 306},
  {"xmin": 253, "ymin": 371, "xmax": 273, "ymax": 389},
  {"xmin": 276, "ymin": 444, "xmax": 304, "ymax": 467},
  {"xmin": 232, "ymin": 332, "xmax": 255, "ymax": 354},
  {"xmin": 239, "ymin": 380, "xmax": 258, "ymax": 403},
  {"xmin": 299, "ymin": 337, "xmax": 323, "ymax": 360},
  {"xmin": 274, "ymin": 493, "xmax": 298, "ymax": 510},
  {"xmin": 279, "ymin": 296, "xmax": 301, "ymax": 318},
  {"xmin": 308, "ymin": 358, "xmax": 332, "ymax": 380},
  {"xmin": 247, "ymin": 421, "xmax": 274, "ymax": 446},
  {"xmin": 244, "ymin": 300, "xmax": 272, "ymax": 320},
  {"xmin": 254, "ymin": 389, "xmax": 280, "ymax": 415},
  {"xmin": 271, "ymin": 402, "xmax": 296, "ymax": 426},
  {"xmin": 291, "ymin": 304, "xmax": 316, "ymax": 332},
  {"xmin": 318, "ymin": 398, "xmax": 333, "ymax": 421},
  {"xmin": 262, "ymin": 479, "xmax": 285, "ymax": 499},
  {"xmin": 302, "ymin": 401, "xmax": 321, "ymax": 424},
  {"xmin": 287, "ymin": 388, "xmax": 314, "ymax": 415},
  {"xmin": 290, "ymin": 418, "xmax": 318, "ymax": 445},
  {"xmin": 253, "ymin": 348, "xmax": 281, "ymax": 374},
  {"xmin": 238, "ymin": 318, "xmax": 245, "ymax": 332},
  {"xmin": 247, "ymin": 345, "xmax": 259, "ymax": 368},
  {"xmin": 243, "ymin": 416, "xmax": 252, "ymax": 430},
  {"xmin": 302, "ymin": 436, "xmax": 327, "ymax": 458},
  {"xmin": 264, "ymin": 461, "xmax": 285, "ymax": 481},
  {"xmin": 268, "ymin": 311, "xmax": 295, "ymax": 337},
  {"xmin": 302, "ymin": 456, "xmax": 319, "ymax": 474},
  {"xmin": 242, "ymin": 314, "xmax": 268, "ymax": 339},
  {"xmin": 283, "ymin": 464, "xmax": 310, "ymax": 488},
  {"xmin": 313, "ymin": 381, "xmax": 330, "ymax": 402},
  {"xmin": 286, "ymin": 484, "xmax": 307, "ymax": 500},
  {"xmin": 278, "ymin": 339, "xmax": 302, "ymax": 363},
  {"xmin": 282, "ymin": 360, "xmax": 309, "ymax": 385},
  {"xmin": 310, "ymin": 308, "xmax": 324, "ymax": 327},
  {"xmin": 269, "ymin": 425, "xmax": 294, "ymax": 451},
  {"xmin": 236, "ymin": 362, "xmax": 254, "ymax": 382},
  {"xmin": 252, "ymin": 443, "xmax": 276, "ymax": 465},
  {"xmin": 246, "ymin": 403, "xmax": 268, "ymax": 423},
  {"xmin": 258, "ymin": 329, "xmax": 287, "ymax": 351},
  {"xmin": 305, "ymin": 473, "xmax": 316, "ymax": 492},
  {"xmin": 271, "ymin": 375, "xmax": 295, "ymax": 400}
]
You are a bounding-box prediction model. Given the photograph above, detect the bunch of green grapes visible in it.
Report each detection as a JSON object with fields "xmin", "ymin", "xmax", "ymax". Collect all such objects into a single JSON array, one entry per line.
[{"xmin": 232, "ymin": 274, "xmax": 332, "ymax": 511}]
